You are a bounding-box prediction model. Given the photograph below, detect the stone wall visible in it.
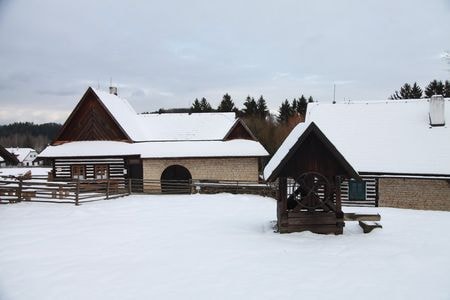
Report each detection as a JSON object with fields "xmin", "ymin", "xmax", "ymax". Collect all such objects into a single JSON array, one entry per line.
[
  {"xmin": 142, "ymin": 157, "xmax": 259, "ymax": 192},
  {"xmin": 378, "ymin": 177, "xmax": 450, "ymax": 211}
]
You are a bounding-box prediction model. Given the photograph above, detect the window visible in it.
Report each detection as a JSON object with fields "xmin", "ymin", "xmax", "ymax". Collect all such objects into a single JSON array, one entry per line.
[
  {"xmin": 95, "ymin": 165, "xmax": 109, "ymax": 180},
  {"xmin": 349, "ymin": 180, "xmax": 366, "ymax": 201},
  {"xmin": 72, "ymin": 165, "xmax": 86, "ymax": 180}
]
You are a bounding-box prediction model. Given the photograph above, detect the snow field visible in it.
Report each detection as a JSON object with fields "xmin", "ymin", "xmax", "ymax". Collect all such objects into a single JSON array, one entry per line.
[{"xmin": 0, "ymin": 194, "xmax": 449, "ymax": 300}]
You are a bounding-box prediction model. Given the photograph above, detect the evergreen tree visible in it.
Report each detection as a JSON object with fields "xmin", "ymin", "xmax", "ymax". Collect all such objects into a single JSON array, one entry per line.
[
  {"xmin": 199, "ymin": 97, "xmax": 212, "ymax": 112},
  {"xmin": 445, "ymin": 80, "xmax": 450, "ymax": 97},
  {"xmin": 297, "ymin": 95, "xmax": 308, "ymax": 115},
  {"xmin": 410, "ymin": 82, "xmax": 423, "ymax": 98},
  {"xmin": 390, "ymin": 82, "xmax": 422, "ymax": 99},
  {"xmin": 291, "ymin": 98, "xmax": 299, "ymax": 112},
  {"xmin": 217, "ymin": 93, "xmax": 235, "ymax": 112},
  {"xmin": 424, "ymin": 80, "xmax": 450, "ymax": 97},
  {"xmin": 190, "ymin": 98, "xmax": 202, "ymax": 112},
  {"xmin": 425, "ymin": 80, "xmax": 443, "ymax": 97},
  {"xmin": 242, "ymin": 96, "xmax": 257, "ymax": 116},
  {"xmin": 277, "ymin": 99, "xmax": 294, "ymax": 123},
  {"xmin": 308, "ymin": 96, "xmax": 314, "ymax": 103},
  {"xmin": 256, "ymin": 96, "xmax": 269, "ymax": 119}
]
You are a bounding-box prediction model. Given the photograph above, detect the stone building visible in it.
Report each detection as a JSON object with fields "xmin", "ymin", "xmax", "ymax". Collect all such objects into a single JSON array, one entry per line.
[
  {"xmin": 265, "ymin": 96, "xmax": 450, "ymax": 211},
  {"xmin": 39, "ymin": 87, "xmax": 268, "ymax": 192}
]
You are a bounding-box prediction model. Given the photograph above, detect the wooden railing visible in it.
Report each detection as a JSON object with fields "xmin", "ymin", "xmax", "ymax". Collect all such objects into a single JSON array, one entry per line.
[{"xmin": 0, "ymin": 176, "xmax": 276, "ymax": 205}]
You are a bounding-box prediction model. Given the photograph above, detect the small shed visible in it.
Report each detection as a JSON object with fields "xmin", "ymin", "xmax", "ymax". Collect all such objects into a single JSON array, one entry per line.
[{"xmin": 264, "ymin": 122, "xmax": 360, "ymax": 234}]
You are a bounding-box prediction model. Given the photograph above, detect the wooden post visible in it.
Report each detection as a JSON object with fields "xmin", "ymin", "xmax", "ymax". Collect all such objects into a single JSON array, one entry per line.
[
  {"xmin": 106, "ymin": 180, "xmax": 110, "ymax": 199},
  {"xmin": 277, "ymin": 177, "xmax": 288, "ymax": 230},
  {"xmin": 17, "ymin": 178, "xmax": 23, "ymax": 202},
  {"xmin": 335, "ymin": 176, "xmax": 342, "ymax": 214},
  {"xmin": 128, "ymin": 178, "xmax": 132, "ymax": 195},
  {"xmin": 75, "ymin": 180, "xmax": 80, "ymax": 206}
]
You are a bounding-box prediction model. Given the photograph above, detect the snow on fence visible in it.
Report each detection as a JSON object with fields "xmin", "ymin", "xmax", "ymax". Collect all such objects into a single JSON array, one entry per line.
[{"xmin": 0, "ymin": 177, "xmax": 276, "ymax": 205}]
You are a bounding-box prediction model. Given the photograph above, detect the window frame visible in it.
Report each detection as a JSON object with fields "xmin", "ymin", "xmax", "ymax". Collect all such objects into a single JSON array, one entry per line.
[
  {"xmin": 94, "ymin": 164, "xmax": 109, "ymax": 180},
  {"xmin": 71, "ymin": 165, "xmax": 86, "ymax": 180},
  {"xmin": 348, "ymin": 179, "xmax": 366, "ymax": 201}
]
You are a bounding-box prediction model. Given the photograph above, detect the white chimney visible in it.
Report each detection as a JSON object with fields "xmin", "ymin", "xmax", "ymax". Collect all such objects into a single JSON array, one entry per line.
[
  {"xmin": 109, "ymin": 86, "xmax": 118, "ymax": 96},
  {"xmin": 429, "ymin": 95, "xmax": 445, "ymax": 126}
]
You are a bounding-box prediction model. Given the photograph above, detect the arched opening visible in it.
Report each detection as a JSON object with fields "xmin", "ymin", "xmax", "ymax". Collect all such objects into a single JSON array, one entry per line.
[{"xmin": 160, "ymin": 165, "xmax": 192, "ymax": 194}]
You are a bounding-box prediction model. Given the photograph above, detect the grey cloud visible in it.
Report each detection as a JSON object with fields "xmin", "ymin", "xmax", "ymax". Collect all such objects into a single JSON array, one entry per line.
[{"xmin": 0, "ymin": 0, "xmax": 449, "ymax": 124}]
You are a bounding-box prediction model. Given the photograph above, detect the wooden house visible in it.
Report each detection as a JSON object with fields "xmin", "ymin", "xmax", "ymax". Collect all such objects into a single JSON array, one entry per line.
[
  {"xmin": 264, "ymin": 122, "xmax": 360, "ymax": 234},
  {"xmin": 5, "ymin": 148, "xmax": 40, "ymax": 166},
  {"xmin": 271, "ymin": 95, "xmax": 450, "ymax": 211},
  {"xmin": 39, "ymin": 87, "xmax": 268, "ymax": 191}
]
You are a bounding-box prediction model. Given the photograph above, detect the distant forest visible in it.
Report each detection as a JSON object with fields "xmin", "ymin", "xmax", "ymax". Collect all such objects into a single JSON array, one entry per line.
[{"xmin": 0, "ymin": 122, "xmax": 62, "ymax": 152}]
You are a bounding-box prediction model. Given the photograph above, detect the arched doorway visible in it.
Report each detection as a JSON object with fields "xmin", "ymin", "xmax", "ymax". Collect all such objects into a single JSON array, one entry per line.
[{"xmin": 160, "ymin": 165, "xmax": 192, "ymax": 194}]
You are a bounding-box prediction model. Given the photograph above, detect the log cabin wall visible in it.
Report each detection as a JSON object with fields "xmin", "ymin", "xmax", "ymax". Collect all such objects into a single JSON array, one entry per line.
[
  {"xmin": 340, "ymin": 177, "xmax": 378, "ymax": 207},
  {"xmin": 53, "ymin": 157, "xmax": 127, "ymax": 181}
]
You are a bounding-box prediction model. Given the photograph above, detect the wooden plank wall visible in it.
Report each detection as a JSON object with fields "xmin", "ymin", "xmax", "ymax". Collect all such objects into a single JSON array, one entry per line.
[
  {"xmin": 341, "ymin": 177, "xmax": 378, "ymax": 207},
  {"xmin": 54, "ymin": 157, "xmax": 126, "ymax": 180}
]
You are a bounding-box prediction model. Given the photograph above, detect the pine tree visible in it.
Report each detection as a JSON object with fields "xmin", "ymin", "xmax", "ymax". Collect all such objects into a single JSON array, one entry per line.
[
  {"xmin": 410, "ymin": 82, "xmax": 423, "ymax": 99},
  {"xmin": 291, "ymin": 98, "xmax": 299, "ymax": 112},
  {"xmin": 242, "ymin": 96, "xmax": 257, "ymax": 117},
  {"xmin": 390, "ymin": 83, "xmax": 422, "ymax": 99},
  {"xmin": 256, "ymin": 96, "xmax": 269, "ymax": 119},
  {"xmin": 217, "ymin": 93, "xmax": 235, "ymax": 112},
  {"xmin": 308, "ymin": 96, "xmax": 314, "ymax": 103},
  {"xmin": 277, "ymin": 99, "xmax": 294, "ymax": 123},
  {"xmin": 444, "ymin": 80, "xmax": 450, "ymax": 97},
  {"xmin": 425, "ymin": 80, "xmax": 444, "ymax": 97},
  {"xmin": 190, "ymin": 98, "xmax": 202, "ymax": 112},
  {"xmin": 297, "ymin": 95, "xmax": 308, "ymax": 115},
  {"xmin": 199, "ymin": 97, "xmax": 212, "ymax": 112}
]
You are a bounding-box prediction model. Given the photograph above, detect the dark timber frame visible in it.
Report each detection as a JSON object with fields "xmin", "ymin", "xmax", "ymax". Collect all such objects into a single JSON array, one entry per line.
[
  {"xmin": 267, "ymin": 122, "xmax": 360, "ymax": 235},
  {"xmin": 0, "ymin": 145, "xmax": 19, "ymax": 166}
]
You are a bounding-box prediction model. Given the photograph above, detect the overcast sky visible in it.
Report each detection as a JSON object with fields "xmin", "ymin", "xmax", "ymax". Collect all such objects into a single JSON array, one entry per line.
[{"xmin": 0, "ymin": 0, "xmax": 449, "ymax": 124}]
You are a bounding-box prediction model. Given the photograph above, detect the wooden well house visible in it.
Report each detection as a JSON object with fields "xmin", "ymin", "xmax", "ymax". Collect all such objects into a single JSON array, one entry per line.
[{"xmin": 264, "ymin": 122, "xmax": 360, "ymax": 235}]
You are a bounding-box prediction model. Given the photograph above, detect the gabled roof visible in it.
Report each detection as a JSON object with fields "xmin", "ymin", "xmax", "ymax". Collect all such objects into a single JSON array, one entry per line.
[
  {"xmin": 264, "ymin": 122, "xmax": 359, "ymax": 181},
  {"xmin": 89, "ymin": 88, "xmax": 238, "ymax": 142},
  {"xmin": 305, "ymin": 98, "xmax": 450, "ymax": 176},
  {"xmin": 5, "ymin": 148, "xmax": 36, "ymax": 162}
]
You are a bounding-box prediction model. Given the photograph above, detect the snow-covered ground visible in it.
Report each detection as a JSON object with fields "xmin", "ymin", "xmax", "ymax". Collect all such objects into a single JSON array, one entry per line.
[{"xmin": 0, "ymin": 194, "xmax": 449, "ymax": 300}]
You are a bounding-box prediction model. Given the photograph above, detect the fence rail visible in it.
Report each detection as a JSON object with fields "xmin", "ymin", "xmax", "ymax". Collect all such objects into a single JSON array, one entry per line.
[{"xmin": 0, "ymin": 176, "xmax": 276, "ymax": 205}]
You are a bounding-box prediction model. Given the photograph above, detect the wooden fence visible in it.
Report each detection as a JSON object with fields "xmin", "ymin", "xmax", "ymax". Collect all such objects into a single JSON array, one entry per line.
[{"xmin": 0, "ymin": 177, "xmax": 276, "ymax": 205}]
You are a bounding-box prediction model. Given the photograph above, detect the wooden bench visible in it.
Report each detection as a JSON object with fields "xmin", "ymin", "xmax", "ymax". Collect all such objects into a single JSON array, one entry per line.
[
  {"xmin": 344, "ymin": 213, "xmax": 381, "ymax": 222},
  {"xmin": 358, "ymin": 221, "xmax": 382, "ymax": 233}
]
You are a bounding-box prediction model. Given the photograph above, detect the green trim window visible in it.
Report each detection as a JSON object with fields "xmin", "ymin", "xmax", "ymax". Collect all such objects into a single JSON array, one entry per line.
[{"xmin": 349, "ymin": 180, "xmax": 366, "ymax": 201}]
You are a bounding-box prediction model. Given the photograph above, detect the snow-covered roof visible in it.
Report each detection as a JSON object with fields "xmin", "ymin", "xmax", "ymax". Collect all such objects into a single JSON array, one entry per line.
[
  {"xmin": 39, "ymin": 140, "xmax": 268, "ymax": 159},
  {"xmin": 263, "ymin": 123, "xmax": 308, "ymax": 180},
  {"xmin": 6, "ymin": 148, "xmax": 36, "ymax": 162},
  {"xmin": 92, "ymin": 89, "xmax": 236, "ymax": 141},
  {"xmin": 265, "ymin": 98, "xmax": 450, "ymax": 178}
]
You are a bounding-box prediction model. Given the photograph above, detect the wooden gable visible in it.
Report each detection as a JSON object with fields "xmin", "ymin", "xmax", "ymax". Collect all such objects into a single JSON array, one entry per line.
[
  {"xmin": 0, "ymin": 145, "xmax": 19, "ymax": 165},
  {"xmin": 53, "ymin": 88, "xmax": 131, "ymax": 145},
  {"xmin": 223, "ymin": 119, "xmax": 257, "ymax": 141},
  {"xmin": 267, "ymin": 122, "xmax": 359, "ymax": 182}
]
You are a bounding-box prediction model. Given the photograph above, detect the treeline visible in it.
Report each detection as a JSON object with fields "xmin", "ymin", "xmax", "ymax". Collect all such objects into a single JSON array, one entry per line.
[
  {"xmin": 390, "ymin": 80, "xmax": 450, "ymax": 99},
  {"xmin": 189, "ymin": 93, "xmax": 315, "ymax": 154},
  {"xmin": 0, "ymin": 122, "xmax": 62, "ymax": 152}
]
